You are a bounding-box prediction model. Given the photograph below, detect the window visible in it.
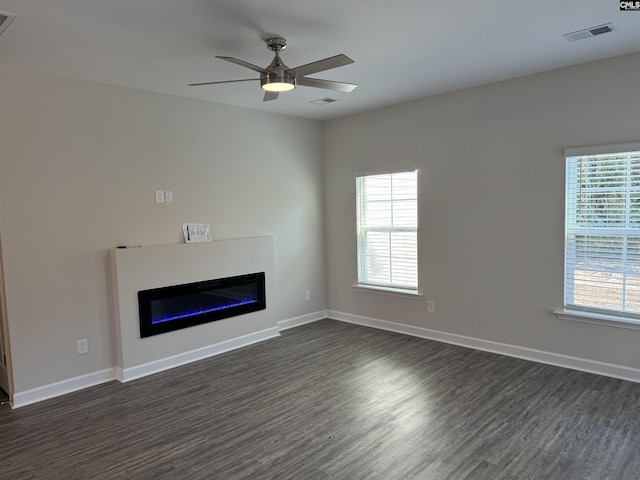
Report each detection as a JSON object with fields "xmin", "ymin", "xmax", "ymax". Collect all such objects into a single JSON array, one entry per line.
[
  {"xmin": 563, "ymin": 143, "xmax": 640, "ymax": 321},
  {"xmin": 356, "ymin": 167, "xmax": 418, "ymax": 292}
]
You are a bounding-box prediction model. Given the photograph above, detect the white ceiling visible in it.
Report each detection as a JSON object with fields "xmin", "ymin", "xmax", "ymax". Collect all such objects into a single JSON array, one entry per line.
[{"xmin": 1, "ymin": 0, "xmax": 639, "ymax": 120}]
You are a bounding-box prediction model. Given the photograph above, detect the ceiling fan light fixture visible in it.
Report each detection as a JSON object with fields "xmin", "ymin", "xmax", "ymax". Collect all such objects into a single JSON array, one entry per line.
[{"xmin": 261, "ymin": 75, "xmax": 295, "ymax": 92}]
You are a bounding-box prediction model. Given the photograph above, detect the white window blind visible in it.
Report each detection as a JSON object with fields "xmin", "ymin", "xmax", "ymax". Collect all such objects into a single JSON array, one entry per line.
[
  {"xmin": 564, "ymin": 146, "xmax": 640, "ymax": 319},
  {"xmin": 356, "ymin": 168, "xmax": 418, "ymax": 291}
]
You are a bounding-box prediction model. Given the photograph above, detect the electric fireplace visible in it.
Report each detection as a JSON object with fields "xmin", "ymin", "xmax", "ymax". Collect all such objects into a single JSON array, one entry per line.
[{"xmin": 138, "ymin": 272, "xmax": 266, "ymax": 338}]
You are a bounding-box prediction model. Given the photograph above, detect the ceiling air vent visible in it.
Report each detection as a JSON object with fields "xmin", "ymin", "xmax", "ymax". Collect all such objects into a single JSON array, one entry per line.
[
  {"xmin": 563, "ymin": 23, "xmax": 616, "ymax": 42},
  {"xmin": 0, "ymin": 11, "xmax": 17, "ymax": 37},
  {"xmin": 310, "ymin": 97, "xmax": 339, "ymax": 105}
]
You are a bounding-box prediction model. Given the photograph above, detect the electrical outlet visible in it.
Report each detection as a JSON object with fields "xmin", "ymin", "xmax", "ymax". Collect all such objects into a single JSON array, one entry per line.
[
  {"xmin": 77, "ymin": 338, "xmax": 89, "ymax": 355},
  {"xmin": 427, "ymin": 300, "xmax": 435, "ymax": 313},
  {"xmin": 165, "ymin": 190, "xmax": 173, "ymax": 203},
  {"xmin": 305, "ymin": 290, "xmax": 310, "ymax": 301},
  {"xmin": 155, "ymin": 190, "xmax": 165, "ymax": 203}
]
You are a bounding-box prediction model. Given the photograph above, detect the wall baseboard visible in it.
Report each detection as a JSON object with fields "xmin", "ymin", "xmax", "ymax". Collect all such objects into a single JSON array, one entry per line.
[
  {"xmin": 20, "ymin": 309, "xmax": 633, "ymax": 408},
  {"xmin": 10, "ymin": 309, "xmax": 328, "ymax": 409},
  {"xmin": 278, "ymin": 310, "xmax": 327, "ymax": 331},
  {"xmin": 12, "ymin": 326, "xmax": 283, "ymax": 408},
  {"xmin": 12, "ymin": 368, "xmax": 117, "ymax": 409},
  {"xmin": 118, "ymin": 326, "xmax": 281, "ymax": 383},
  {"xmin": 120, "ymin": 310, "xmax": 328, "ymax": 383},
  {"xmin": 328, "ymin": 310, "xmax": 640, "ymax": 384}
]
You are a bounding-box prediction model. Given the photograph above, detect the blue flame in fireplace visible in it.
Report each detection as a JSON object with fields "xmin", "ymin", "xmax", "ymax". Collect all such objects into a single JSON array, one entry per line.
[{"xmin": 151, "ymin": 297, "xmax": 257, "ymax": 325}]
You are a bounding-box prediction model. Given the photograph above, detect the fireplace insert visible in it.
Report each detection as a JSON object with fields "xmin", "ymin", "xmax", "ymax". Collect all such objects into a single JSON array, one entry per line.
[{"xmin": 138, "ymin": 272, "xmax": 266, "ymax": 338}]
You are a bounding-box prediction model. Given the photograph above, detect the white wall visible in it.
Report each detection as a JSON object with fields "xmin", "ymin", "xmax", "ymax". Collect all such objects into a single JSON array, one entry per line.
[
  {"xmin": 323, "ymin": 52, "xmax": 640, "ymax": 371},
  {"xmin": 3, "ymin": 51, "xmax": 640, "ymax": 399},
  {"xmin": 0, "ymin": 64, "xmax": 327, "ymax": 394}
]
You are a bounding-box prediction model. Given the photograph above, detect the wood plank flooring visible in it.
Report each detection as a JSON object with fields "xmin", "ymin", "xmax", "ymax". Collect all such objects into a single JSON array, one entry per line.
[{"xmin": 1, "ymin": 319, "xmax": 639, "ymax": 479}]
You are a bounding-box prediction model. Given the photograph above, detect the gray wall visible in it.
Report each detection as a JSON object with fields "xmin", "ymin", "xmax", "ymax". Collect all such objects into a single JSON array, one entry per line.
[
  {"xmin": 323, "ymin": 52, "xmax": 640, "ymax": 370},
  {"xmin": 3, "ymin": 51, "xmax": 640, "ymax": 397},
  {"xmin": 0, "ymin": 64, "xmax": 327, "ymax": 393}
]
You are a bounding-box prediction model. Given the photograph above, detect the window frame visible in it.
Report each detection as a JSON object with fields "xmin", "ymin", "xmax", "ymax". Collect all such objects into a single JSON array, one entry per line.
[
  {"xmin": 556, "ymin": 142, "xmax": 640, "ymax": 329},
  {"xmin": 353, "ymin": 166, "xmax": 421, "ymax": 297}
]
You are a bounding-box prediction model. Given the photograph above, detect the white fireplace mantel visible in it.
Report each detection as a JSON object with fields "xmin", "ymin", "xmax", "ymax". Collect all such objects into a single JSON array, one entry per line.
[{"xmin": 110, "ymin": 236, "xmax": 278, "ymax": 382}]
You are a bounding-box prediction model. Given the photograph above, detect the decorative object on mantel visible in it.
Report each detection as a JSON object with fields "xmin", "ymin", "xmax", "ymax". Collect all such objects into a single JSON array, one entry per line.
[{"xmin": 183, "ymin": 223, "xmax": 212, "ymax": 243}]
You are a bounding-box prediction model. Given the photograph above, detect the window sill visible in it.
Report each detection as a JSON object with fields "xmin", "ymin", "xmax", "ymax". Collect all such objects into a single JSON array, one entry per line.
[
  {"xmin": 553, "ymin": 308, "xmax": 640, "ymax": 331},
  {"xmin": 352, "ymin": 284, "xmax": 424, "ymax": 299}
]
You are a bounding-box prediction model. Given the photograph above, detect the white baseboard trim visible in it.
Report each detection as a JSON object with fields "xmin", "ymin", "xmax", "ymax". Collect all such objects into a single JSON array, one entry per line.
[
  {"xmin": 10, "ymin": 317, "xmax": 321, "ymax": 409},
  {"xmin": 328, "ymin": 310, "xmax": 640, "ymax": 384},
  {"xmin": 118, "ymin": 326, "xmax": 281, "ymax": 383},
  {"xmin": 278, "ymin": 310, "xmax": 327, "ymax": 331},
  {"xmin": 12, "ymin": 368, "xmax": 117, "ymax": 409}
]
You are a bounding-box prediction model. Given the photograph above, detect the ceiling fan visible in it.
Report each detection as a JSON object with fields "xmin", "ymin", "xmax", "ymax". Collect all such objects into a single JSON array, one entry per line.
[{"xmin": 189, "ymin": 37, "xmax": 357, "ymax": 102}]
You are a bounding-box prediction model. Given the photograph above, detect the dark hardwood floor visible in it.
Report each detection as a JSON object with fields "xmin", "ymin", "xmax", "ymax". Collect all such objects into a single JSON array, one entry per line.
[{"xmin": 1, "ymin": 319, "xmax": 639, "ymax": 479}]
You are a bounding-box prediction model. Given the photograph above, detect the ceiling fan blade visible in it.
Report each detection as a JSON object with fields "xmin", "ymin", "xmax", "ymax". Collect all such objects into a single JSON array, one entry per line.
[
  {"xmin": 286, "ymin": 54, "xmax": 354, "ymax": 78},
  {"xmin": 216, "ymin": 56, "xmax": 272, "ymax": 75},
  {"xmin": 263, "ymin": 91, "xmax": 279, "ymax": 102},
  {"xmin": 188, "ymin": 78, "xmax": 259, "ymax": 87},
  {"xmin": 296, "ymin": 77, "xmax": 358, "ymax": 93}
]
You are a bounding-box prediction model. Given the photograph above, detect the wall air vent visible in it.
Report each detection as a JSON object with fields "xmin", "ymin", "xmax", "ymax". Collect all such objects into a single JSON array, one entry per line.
[
  {"xmin": 310, "ymin": 97, "xmax": 339, "ymax": 105},
  {"xmin": 0, "ymin": 11, "xmax": 17, "ymax": 37},
  {"xmin": 563, "ymin": 23, "xmax": 616, "ymax": 42}
]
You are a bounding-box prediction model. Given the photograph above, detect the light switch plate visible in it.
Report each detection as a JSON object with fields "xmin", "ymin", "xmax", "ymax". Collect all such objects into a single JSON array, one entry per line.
[{"xmin": 155, "ymin": 190, "xmax": 165, "ymax": 203}]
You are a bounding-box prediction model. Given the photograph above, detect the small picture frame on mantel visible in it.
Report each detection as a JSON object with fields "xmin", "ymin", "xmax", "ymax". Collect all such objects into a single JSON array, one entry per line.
[{"xmin": 183, "ymin": 223, "xmax": 212, "ymax": 243}]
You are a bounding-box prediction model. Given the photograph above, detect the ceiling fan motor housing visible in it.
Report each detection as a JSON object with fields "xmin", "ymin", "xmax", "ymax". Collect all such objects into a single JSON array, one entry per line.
[{"xmin": 261, "ymin": 49, "xmax": 296, "ymax": 91}]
